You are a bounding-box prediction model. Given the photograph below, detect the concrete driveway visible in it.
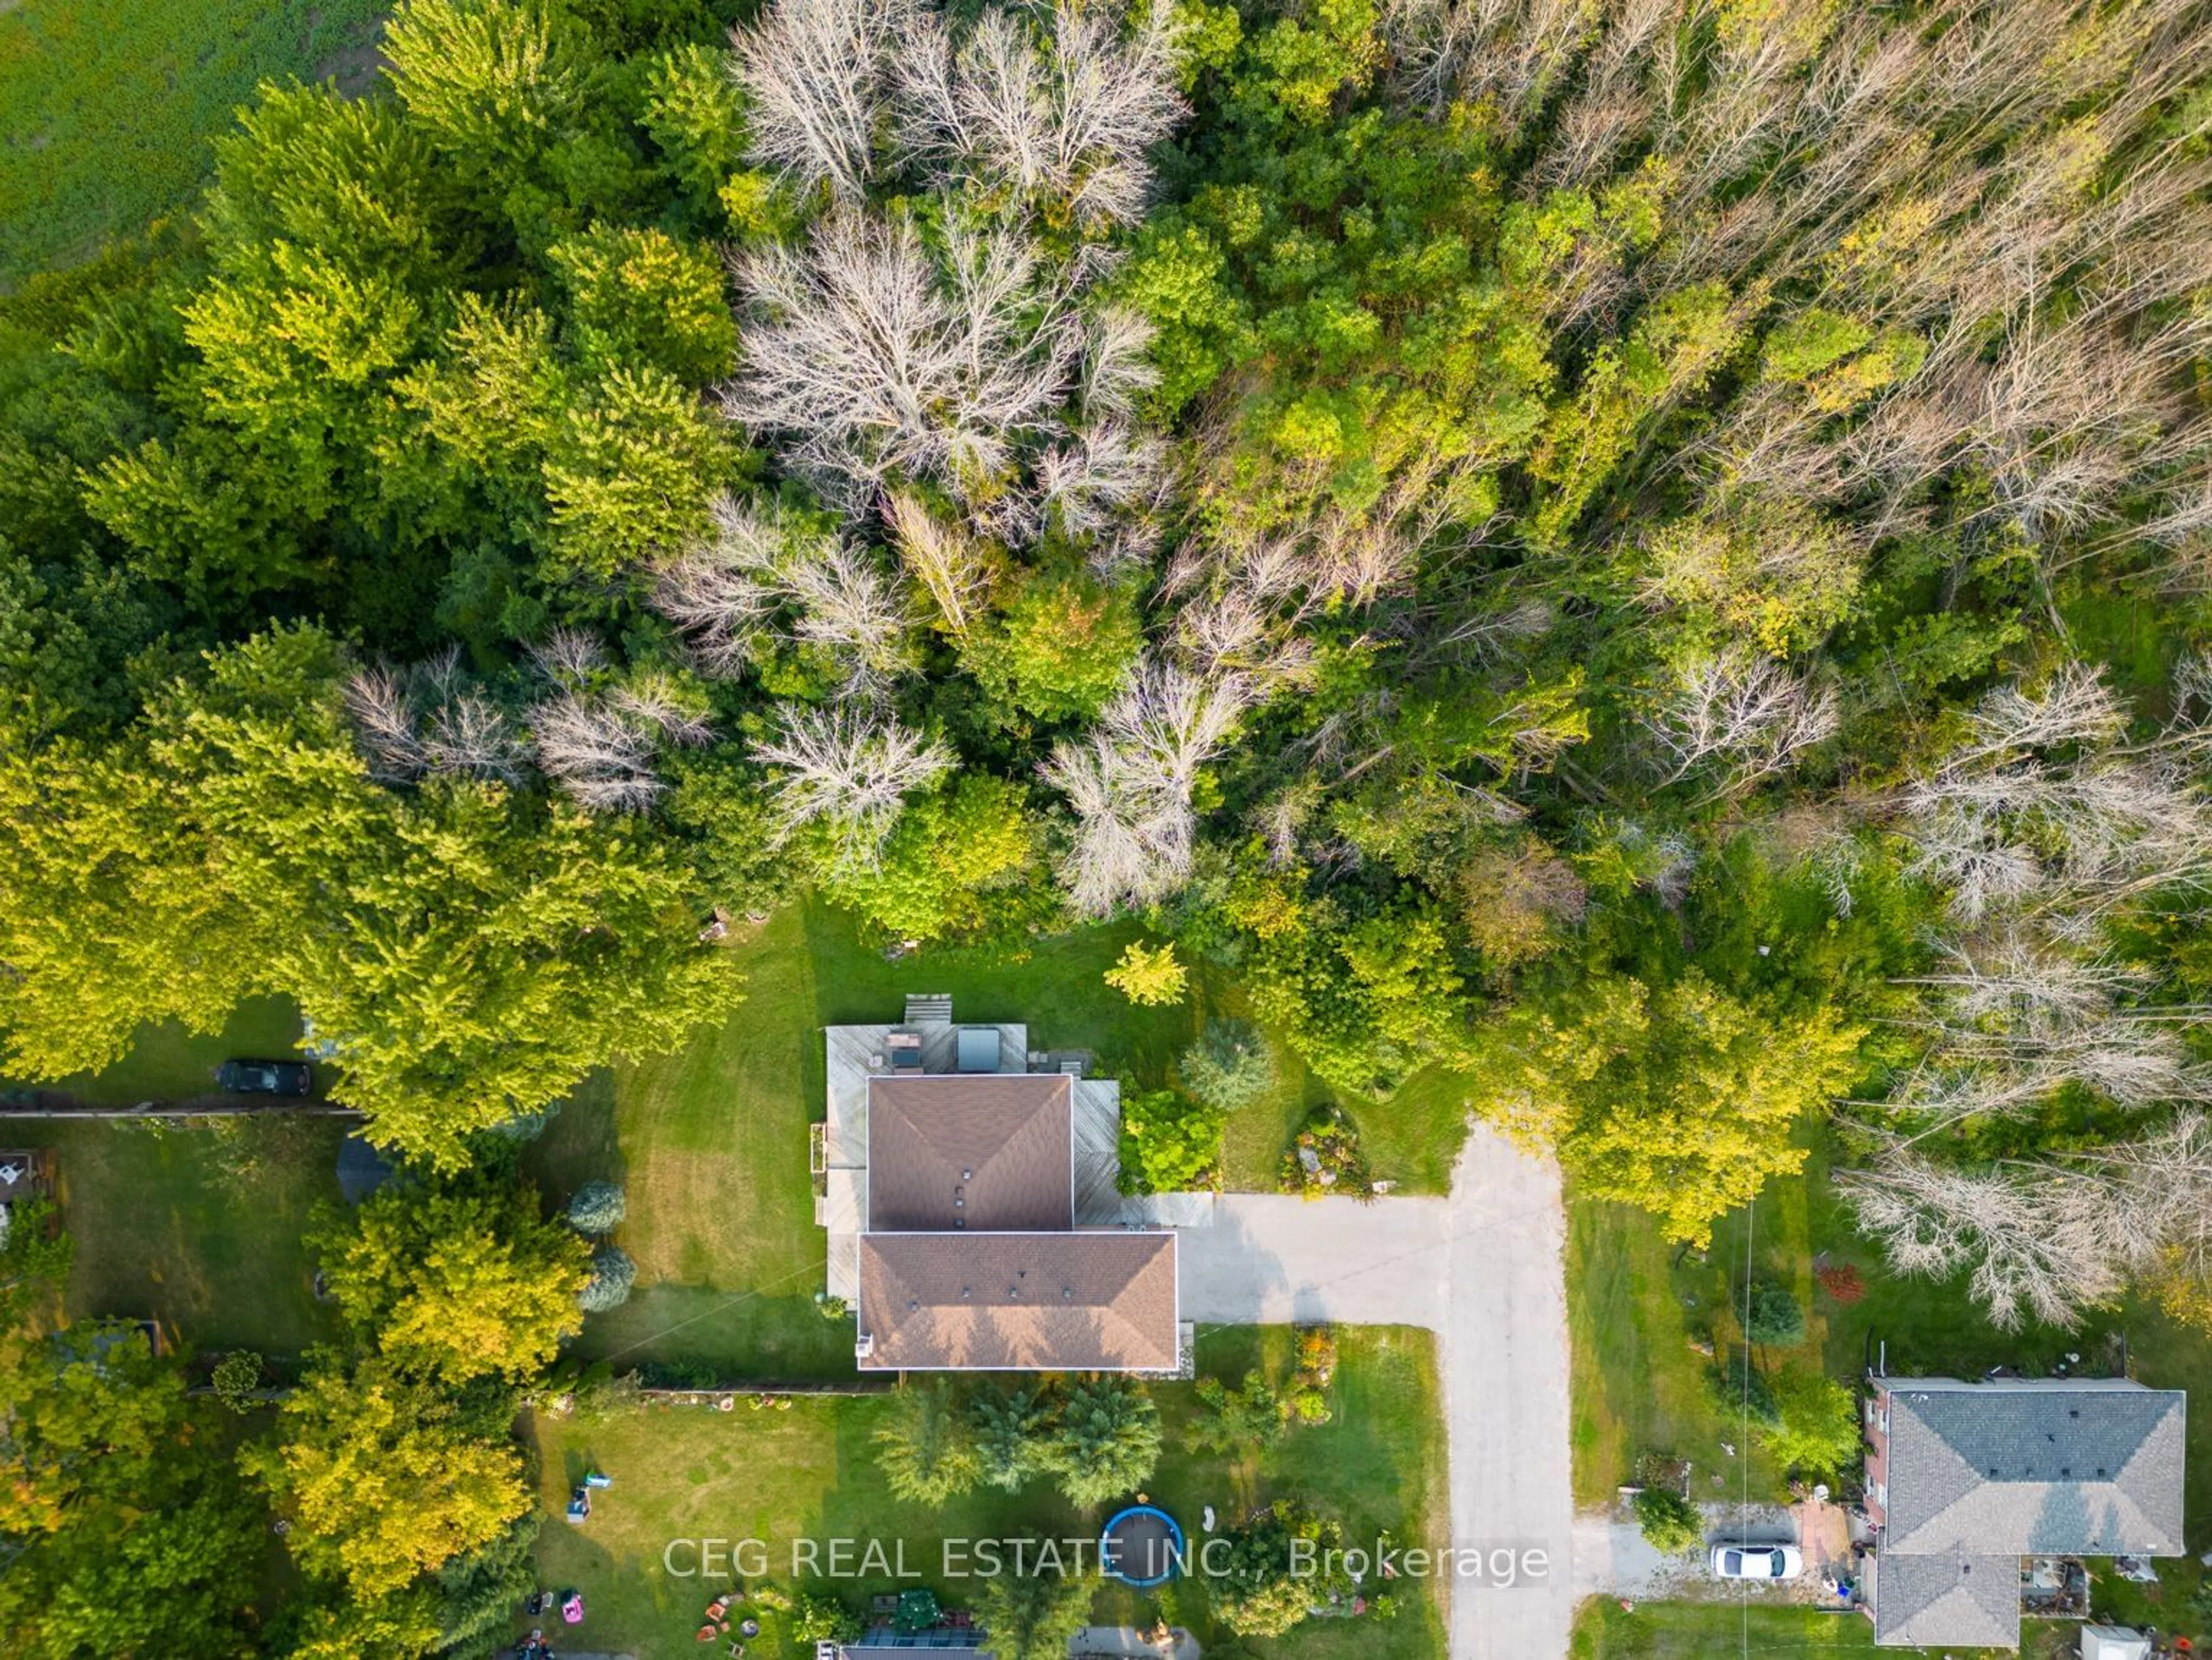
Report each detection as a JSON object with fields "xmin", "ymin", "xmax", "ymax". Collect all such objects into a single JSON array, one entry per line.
[
  {"xmin": 1176, "ymin": 1192, "xmax": 1452, "ymax": 1325},
  {"xmin": 1173, "ymin": 1125, "xmax": 1576, "ymax": 1659}
]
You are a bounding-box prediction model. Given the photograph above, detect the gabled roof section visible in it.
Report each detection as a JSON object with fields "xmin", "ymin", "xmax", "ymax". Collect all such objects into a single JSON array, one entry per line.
[
  {"xmin": 857, "ymin": 1231, "xmax": 1178, "ymax": 1371},
  {"xmin": 866, "ymin": 1075, "xmax": 1073, "ymax": 1232},
  {"xmin": 1871, "ymin": 1550, "xmax": 2021, "ymax": 1648},
  {"xmin": 1883, "ymin": 1382, "xmax": 2186, "ymax": 1556}
]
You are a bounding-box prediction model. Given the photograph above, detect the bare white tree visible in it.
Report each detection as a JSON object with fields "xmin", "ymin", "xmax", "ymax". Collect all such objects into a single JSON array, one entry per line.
[
  {"xmin": 1034, "ymin": 420, "xmax": 1166, "ymax": 541},
  {"xmin": 894, "ymin": 0, "xmax": 1186, "ymax": 228},
  {"xmin": 749, "ymin": 702, "xmax": 953, "ymax": 868},
  {"xmin": 724, "ymin": 208, "xmax": 1085, "ymax": 519},
  {"xmin": 532, "ymin": 693, "xmax": 664, "ymax": 813},
  {"xmin": 531, "ymin": 627, "xmax": 609, "ymax": 689},
  {"xmin": 731, "ymin": 0, "xmax": 913, "ymax": 200},
  {"xmin": 1646, "ymin": 648, "xmax": 1840, "ymax": 790},
  {"xmin": 611, "ymin": 676, "xmax": 717, "ymax": 749},
  {"xmin": 1844, "ymin": 1109, "xmax": 2212, "ymax": 1329},
  {"xmin": 1839, "ymin": 1147, "xmax": 2127, "ymax": 1330},
  {"xmin": 886, "ymin": 489, "xmax": 994, "ymax": 641},
  {"xmin": 347, "ymin": 657, "xmax": 529, "ymax": 785},
  {"xmin": 1896, "ymin": 666, "xmax": 2212, "ymax": 924},
  {"xmin": 1040, "ymin": 660, "xmax": 1256, "ymax": 915},
  {"xmin": 421, "ymin": 690, "xmax": 528, "ymax": 782},
  {"xmin": 782, "ymin": 538, "xmax": 925, "ymax": 697},
  {"xmin": 345, "ymin": 665, "xmax": 430, "ymax": 784},
  {"xmin": 654, "ymin": 495, "xmax": 922, "ymax": 697}
]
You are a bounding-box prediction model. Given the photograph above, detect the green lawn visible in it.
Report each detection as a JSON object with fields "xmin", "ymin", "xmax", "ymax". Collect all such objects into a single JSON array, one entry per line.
[
  {"xmin": 38, "ymin": 995, "xmax": 310, "ymax": 1105},
  {"xmin": 1204, "ymin": 974, "xmax": 1474, "ymax": 1196},
  {"xmin": 526, "ymin": 1325, "xmax": 1448, "ymax": 1660},
  {"xmin": 1569, "ymin": 1598, "xmax": 2028, "ymax": 1658},
  {"xmin": 0, "ymin": 0, "xmax": 386, "ymax": 285},
  {"xmin": 522, "ymin": 901, "xmax": 1203, "ymax": 1378},
  {"xmin": 1566, "ymin": 1183, "xmax": 1800, "ymax": 1507},
  {"xmin": 32, "ymin": 1114, "xmax": 347, "ymax": 1358}
]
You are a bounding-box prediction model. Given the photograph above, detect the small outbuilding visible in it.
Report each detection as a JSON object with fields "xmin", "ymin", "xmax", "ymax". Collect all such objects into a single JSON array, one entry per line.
[
  {"xmin": 335, "ymin": 1134, "xmax": 395, "ymax": 1205},
  {"xmin": 2080, "ymin": 1625, "xmax": 2152, "ymax": 1660}
]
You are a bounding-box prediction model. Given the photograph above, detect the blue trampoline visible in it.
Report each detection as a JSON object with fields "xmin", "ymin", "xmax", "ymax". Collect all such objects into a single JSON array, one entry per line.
[{"xmin": 1100, "ymin": 1505, "xmax": 1184, "ymax": 1588}]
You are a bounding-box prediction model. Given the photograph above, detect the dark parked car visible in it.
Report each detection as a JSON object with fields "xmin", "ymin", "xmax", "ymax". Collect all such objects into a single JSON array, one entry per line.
[{"xmin": 217, "ymin": 1059, "xmax": 312, "ymax": 1096}]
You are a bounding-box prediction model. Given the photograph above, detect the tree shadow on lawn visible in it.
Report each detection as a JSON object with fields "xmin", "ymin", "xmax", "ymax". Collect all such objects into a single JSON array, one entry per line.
[
  {"xmin": 566, "ymin": 1288, "xmax": 853, "ymax": 1383},
  {"xmin": 521, "ymin": 1071, "xmax": 624, "ymax": 1204}
]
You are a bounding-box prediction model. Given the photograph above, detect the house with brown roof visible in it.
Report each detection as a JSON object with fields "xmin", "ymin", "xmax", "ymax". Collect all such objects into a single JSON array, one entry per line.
[
  {"xmin": 1861, "ymin": 1375, "xmax": 2187, "ymax": 1648},
  {"xmin": 817, "ymin": 1002, "xmax": 1185, "ymax": 1374}
]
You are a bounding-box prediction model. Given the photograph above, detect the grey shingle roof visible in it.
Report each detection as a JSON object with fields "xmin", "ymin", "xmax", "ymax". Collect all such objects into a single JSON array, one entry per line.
[
  {"xmin": 1872, "ymin": 1550, "xmax": 2021, "ymax": 1648},
  {"xmin": 1883, "ymin": 1382, "xmax": 2186, "ymax": 1556}
]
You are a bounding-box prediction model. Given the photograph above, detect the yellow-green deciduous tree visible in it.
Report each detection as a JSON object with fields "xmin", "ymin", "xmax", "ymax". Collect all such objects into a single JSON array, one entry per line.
[
  {"xmin": 1105, "ymin": 940, "xmax": 1187, "ymax": 1006},
  {"xmin": 315, "ymin": 1182, "xmax": 589, "ymax": 1385},
  {"xmin": 1479, "ymin": 968, "xmax": 1863, "ymax": 1245},
  {"xmin": 251, "ymin": 1358, "xmax": 529, "ymax": 1598}
]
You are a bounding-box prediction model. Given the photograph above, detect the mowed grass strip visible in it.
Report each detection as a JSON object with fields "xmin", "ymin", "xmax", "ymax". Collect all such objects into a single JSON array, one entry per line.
[
  {"xmin": 32, "ymin": 1114, "xmax": 347, "ymax": 1356},
  {"xmin": 527, "ymin": 1326, "xmax": 1448, "ymax": 1660},
  {"xmin": 1569, "ymin": 1598, "xmax": 2027, "ymax": 1658},
  {"xmin": 36, "ymin": 995, "xmax": 310, "ymax": 1105},
  {"xmin": 0, "ymin": 0, "xmax": 386, "ymax": 284}
]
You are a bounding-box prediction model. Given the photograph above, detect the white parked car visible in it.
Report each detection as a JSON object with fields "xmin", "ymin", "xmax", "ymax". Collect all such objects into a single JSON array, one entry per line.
[{"xmin": 1710, "ymin": 1542, "xmax": 1803, "ymax": 1580}]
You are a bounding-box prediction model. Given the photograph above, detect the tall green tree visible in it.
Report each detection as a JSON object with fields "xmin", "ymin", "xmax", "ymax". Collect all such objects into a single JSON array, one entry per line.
[
  {"xmin": 1038, "ymin": 1376, "xmax": 1161, "ymax": 1508},
  {"xmin": 969, "ymin": 1382, "xmax": 1051, "ymax": 1492},
  {"xmin": 0, "ymin": 1324, "xmax": 263, "ymax": 1659},
  {"xmin": 1477, "ymin": 967, "xmax": 1865, "ymax": 1246},
  {"xmin": 972, "ymin": 1556, "xmax": 1095, "ymax": 1660},
  {"xmin": 874, "ymin": 1379, "xmax": 982, "ymax": 1507}
]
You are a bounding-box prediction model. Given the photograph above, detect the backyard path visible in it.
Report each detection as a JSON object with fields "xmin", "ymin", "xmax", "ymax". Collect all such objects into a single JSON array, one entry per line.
[{"xmin": 1176, "ymin": 1124, "xmax": 1577, "ymax": 1660}]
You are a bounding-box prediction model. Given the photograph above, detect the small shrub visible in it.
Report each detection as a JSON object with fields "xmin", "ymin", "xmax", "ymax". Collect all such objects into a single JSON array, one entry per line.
[
  {"xmin": 791, "ymin": 1590, "xmax": 859, "ymax": 1643},
  {"xmin": 211, "ymin": 1349, "xmax": 264, "ymax": 1413},
  {"xmin": 1118, "ymin": 1087, "xmax": 1225, "ymax": 1194},
  {"xmin": 1105, "ymin": 940, "xmax": 1187, "ymax": 1006},
  {"xmin": 580, "ymin": 1246, "xmax": 637, "ymax": 1313},
  {"xmin": 1279, "ymin": 1109, "xmax": 1369, "ymax": 1197},
  {"xmin": 1288, "ymin": 1385, "xmax": 1332, "ymax": 1425},
  {"xmin": 1179, "ymin": 1018, "xmax": 1275, "ymax": 1113},
  {"xmin": 875, "ymin": 1379, "xmax": 981, "ymax": 1506},
  {"xmin": 1743, "ymin": 1282, "xmax": 1806, "ymax": 1347},
  {"xmin": 1294, "ymin": 1325, "xmax": 1336, "ymax": 1385},
  {"xmin": 1760, "ymin": 1370, "xmax": 1862, "ymax": 1480},
  {"xmin": 567, "ymin": 1363, "xmax": 642, "ymax": 1424},
  {"xmin": 1713, "ymin": 1351, "xmax": 1781, "ymax": 1427},
  {"xmin": 566, "ymin": 1181, "xmax": 627, "ymax": 1235},
  {"xmin": 1633, "ymin": 1485, "xmax": 1702, "ymax": 1555},
  {"xmin": 1186, "ymin": 1371, "xmax": 1285, "ymax": 1453}
]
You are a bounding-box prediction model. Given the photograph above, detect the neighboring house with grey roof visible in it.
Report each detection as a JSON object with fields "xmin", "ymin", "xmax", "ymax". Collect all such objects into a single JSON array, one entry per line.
[
  {"xmin": 1862, "ymin": 1376, "xmax": 2187, "ymax": 1648},
  {"xmin": 817, "ymin": 1002, "xmax": 1184, "ymax": 1374}
]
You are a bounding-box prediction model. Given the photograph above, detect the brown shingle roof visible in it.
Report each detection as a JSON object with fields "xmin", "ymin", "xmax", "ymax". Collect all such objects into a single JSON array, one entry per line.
[
  {"xmin": 866, "ymin": 1075, "xmax": 1073, "ymax": 1232},
  {"xmin": 857, "ymin": 1231, "xmax": 1179, "ymax": 1371}
]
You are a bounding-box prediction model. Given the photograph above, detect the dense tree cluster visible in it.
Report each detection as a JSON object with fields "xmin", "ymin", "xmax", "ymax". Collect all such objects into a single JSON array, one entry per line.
[{"xmin": 873, "ymin": 1373, "xmax": 1164, "ymax": 1510}]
